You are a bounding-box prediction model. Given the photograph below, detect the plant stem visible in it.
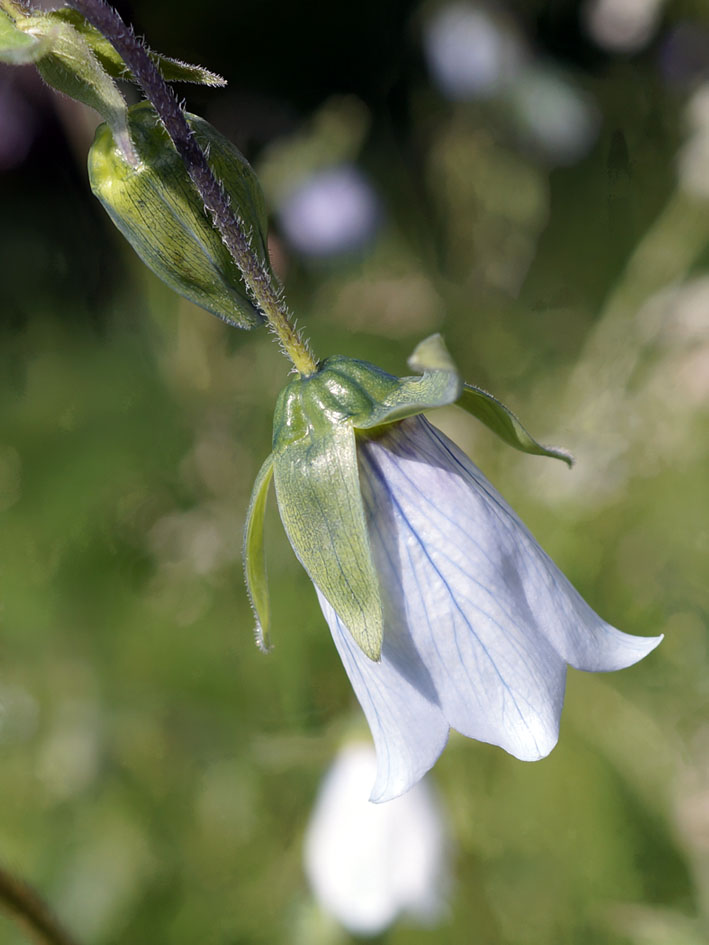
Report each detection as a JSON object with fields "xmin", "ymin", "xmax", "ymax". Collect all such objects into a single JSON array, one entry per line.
[
  {"xmin": 0, "ymin": 865, "xmax": 81, "ymax": 945},
  {"xmin": 65, "ymin": 0, "xmax": 317, "ymax": 376}
]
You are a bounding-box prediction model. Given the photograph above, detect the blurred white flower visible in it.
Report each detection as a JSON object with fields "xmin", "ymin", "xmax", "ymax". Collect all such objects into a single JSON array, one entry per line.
[
  {"xmin": 507, "ymin": 66, "xmax": 600, "ymax": 165},
  {"xmin": 583, "ymin": 0, "xmax": 665, "ymax": 53},
  {"xmin": 304, "ymin": 742, "xmax": 448, "ymax": 937},
  {"xmin": 277, "ymin": 164, "xmax": 380, "ymax": 257},
  {"xmin": 679, "ymin": 83, "xmax": 709, "ymax": 200},
  {"xmin": 319, "ymin": 415, "xmax": 662, "ymax": 802},
  {"xmin": 423, "ymin": 2, "xmax": 523, "ymax": 100}
]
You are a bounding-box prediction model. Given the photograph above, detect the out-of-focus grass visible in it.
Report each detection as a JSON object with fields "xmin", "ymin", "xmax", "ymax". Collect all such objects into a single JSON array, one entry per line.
[{"xmin": 1, "ymin": 3, "xmax": 709, "ymax": 943}]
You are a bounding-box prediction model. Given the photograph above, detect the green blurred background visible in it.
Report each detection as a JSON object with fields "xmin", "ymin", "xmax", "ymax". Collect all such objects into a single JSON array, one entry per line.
[{"xmin": 1, "ymin": 0, "xmax": 709, "ymax": 942}]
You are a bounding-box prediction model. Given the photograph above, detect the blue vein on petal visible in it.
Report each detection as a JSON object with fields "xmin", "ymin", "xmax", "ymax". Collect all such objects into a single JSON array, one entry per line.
[
  {"xmin": 424, "ymin": 421, "xmax": 658, "ymax": 660},
  {"xmin": 363, "ymin": 487, "xmax": 461, "ymax": 709},
  {"xmin": 361, "ymin": 447, "xmax": 545, "ymax": 749},
  {"xmin": 360, "ymin": 449, "xmax": 522, "ymax": 689},
  {"xmin": 406, "ymin": 421, "xmax": 554, "ymax": 605},
  {"xmin": 424, "ymin": 423, "xmax": 579, "ymax": 623},
  {"xmin": 386, "ymin": 424, "xmax": 562, "ymax": 681},
  {"xmin": 361, "ymin": 436, "xmax": 545, "ymax": 673}
]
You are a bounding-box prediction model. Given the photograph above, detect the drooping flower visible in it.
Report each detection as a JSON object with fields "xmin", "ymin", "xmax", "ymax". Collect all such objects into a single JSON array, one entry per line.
[
  {"xmin": 303, "ymin": 741, "xmax": 448, "ymax": 936},
  {"xmin": 244, "ymin": 335, "xmax": 662, "ymax": 802}
]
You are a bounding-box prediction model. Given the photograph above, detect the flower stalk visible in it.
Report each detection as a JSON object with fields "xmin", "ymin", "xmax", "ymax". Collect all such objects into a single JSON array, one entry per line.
[
  {"xmin": 65, "ymin": 0, "xmax": 317, "ymax": 376},
  {"xmin": 0, "ymin": 864, "xmax": 81, "ymax": 945}
]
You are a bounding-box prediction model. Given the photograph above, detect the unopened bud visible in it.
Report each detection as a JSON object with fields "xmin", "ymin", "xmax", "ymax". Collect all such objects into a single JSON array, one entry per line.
[{"xmin": 88, "ymin": 101, "xmax": 272, "ymax": 329}]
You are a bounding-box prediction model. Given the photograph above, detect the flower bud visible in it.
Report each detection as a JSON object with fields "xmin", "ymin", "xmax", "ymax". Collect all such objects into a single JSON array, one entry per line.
[{"xmin": 88, "ymin": 101, "xmax": 271, "ymax": 329}]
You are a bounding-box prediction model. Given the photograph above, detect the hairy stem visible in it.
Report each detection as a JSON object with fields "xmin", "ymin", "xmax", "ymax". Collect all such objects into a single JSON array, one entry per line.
[
  {"xmin": 65, "ymin": 0, "xmax": 317, "ymax": 375},
  {"xmin": 0, "ymin": 865, "xmax": 81, "ymax": 945}
]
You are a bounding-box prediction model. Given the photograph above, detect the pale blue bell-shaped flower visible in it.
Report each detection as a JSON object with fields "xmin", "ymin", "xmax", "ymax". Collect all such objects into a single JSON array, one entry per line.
[
  {"xmin": 318, "ymin": 415, "xmax": 662, "ymax": 802},
  {"xmin": 244, "ymin": 336, "xmax": 662, "ymax": 802}
]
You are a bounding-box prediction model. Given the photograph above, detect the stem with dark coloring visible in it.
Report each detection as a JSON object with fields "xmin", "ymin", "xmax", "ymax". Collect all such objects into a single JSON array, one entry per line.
[
  {"xmin": 0, "ymin": 865, "xmax": 81, "ymax": 945},
  {"xmin": 65, "ymin": 0, "xmax": 317, "ymax": 375}
]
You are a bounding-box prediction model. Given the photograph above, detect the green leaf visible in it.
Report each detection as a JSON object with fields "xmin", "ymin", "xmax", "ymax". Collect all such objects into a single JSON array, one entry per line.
[
  {"xmin": 88, "ymin": 101, "xmax": 270, "ymax": 328},
  {"xmin": 151, "ymin": 54, "xmax": 226, "ymax": 87},
  {"xmin": 457, "ymin": 384, "xmax": 574, "ymax": 466},
  {"xmin": 0, "ymin": 8, "xmax": 48, "ymax": 64},
  {"xmin": 23, "ymin": 12, "xmax": 136, "ymax": 162},
  {"xmin": 273, "ymin": 381, "xmax": 383, "ymax": 661},
  {"xmin": 44, "ymin": 9, "xmax": 226, "ymax": 87},
  {"xmin": 243, "ymin": 454, "xmax": 275, "ymax": 653},
  {"xmin": 352, "ymin": 332, "xmax": 463, "ymax": 429}
]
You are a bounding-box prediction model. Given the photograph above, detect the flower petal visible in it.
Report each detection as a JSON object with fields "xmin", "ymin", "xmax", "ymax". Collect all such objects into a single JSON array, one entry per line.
[
  {"xmin": 318, "ymin": 414, "xmax": 661, "ymax": 800},
  {"xmin": 358, "ymin": 417, "xmax": 568, "ymax": 765},
  {"xmin": 377, "ymin": 417, "xmax": 663, "ymax": 674},
  {"xmin": 317, "ymin": 590, "xmax": 449, "ymax": 803}
]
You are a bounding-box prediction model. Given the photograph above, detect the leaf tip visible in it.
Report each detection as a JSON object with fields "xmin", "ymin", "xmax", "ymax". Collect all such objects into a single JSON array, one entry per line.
[
  {"xmin": 549, "ymin": 445, "xmax": 575, "ymax": 468},
  {"xmin": 253, "ymin": 619, "xmax": 273, "ymax": 654},
  {"xmin": 350, "ymin": 622, "xmax": 382, "ymax": 662},
  {"xmin": 408, "ymin": 332, "xmax": 458, "ymax": 377}
]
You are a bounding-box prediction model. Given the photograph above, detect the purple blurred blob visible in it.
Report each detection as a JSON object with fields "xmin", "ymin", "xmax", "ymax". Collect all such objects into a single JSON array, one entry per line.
[
  {"xmin": 423, "ymin": 2, "xmax": 523, "ymax": 100},
  {"xmin": 660, "ymin": 23, "xmax": 709, "ymax": 87},
  {"xmin": 277, "ymin": 164, "xmax": 380, "ymax": 258},
  {"xmin": 0, "ymin": 78, "xmax": 36, "ymax": 171}
]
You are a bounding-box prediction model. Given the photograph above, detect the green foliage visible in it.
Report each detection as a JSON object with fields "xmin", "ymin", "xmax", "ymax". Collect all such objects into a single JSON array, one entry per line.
[
  {"xmin": 0, "ymin": 8, "xmax": 47, "ymax": 64},
  {"xmin": 243, "ymin": 453, "xmax": 275, "ymax": 651},
  {"xmin": 272, "ymin": 368, "xmax": 384, "ymax": 661},
  {"xmin": 11, "ymin": 8, "xmax": 136, "ymax": 159},
  {"xmin": 456, "ymin": 384, "xmax": 574, "ymax": 466},
  {"xmin": 45, "ymin": 8, "xmax": 227, "ymax": 86},
  {"xmin": 351, "ymin": 333, "xmax": 463, "ymax": 427}
]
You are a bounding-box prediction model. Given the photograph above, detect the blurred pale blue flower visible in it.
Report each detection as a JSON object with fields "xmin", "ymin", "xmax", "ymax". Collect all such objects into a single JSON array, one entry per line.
[
  {"xmin": 304, "ymin": 742, "xmax": 448, "ymax": 936},
  {"xmin": 277, "ymin": 164, "xmax": 380, "ymax": 257},
  {"xmin": 318, "ymin": 414, "xmax": 662, "ymax": 802},
  {"xmin": 423, "ymin": 2, "xmax": 523, "ymax": 100}
]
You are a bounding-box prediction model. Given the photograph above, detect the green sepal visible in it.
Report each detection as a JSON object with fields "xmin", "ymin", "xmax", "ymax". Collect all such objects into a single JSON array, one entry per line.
[
  {"xmin": 273, "ymin": 379, "xmax": 383, "ymax": 661},
  {"xmin": 456, "ymin": 384, "xmax": 574, "ymax": 466},
  {"xmin": 0, "ymin": 8, "xmax": 48, "ymax": 63},
  {"xmin": 44, "ymin": 9, "xmax": 226, "ymax": 87},
  {"xmin": 17, "ymin": 11, "xmax": 135, "ymax": 161},
  {"xmin": 243, "ymin": 453, "xmax": 275, "ymax": 653},
  {"xmin": 353, "ymin": 333, "xmax": 462, "ymax": 429},
  {"xmin": 88, "ymin": 101, "xmax": 271, "ymax": 329}
]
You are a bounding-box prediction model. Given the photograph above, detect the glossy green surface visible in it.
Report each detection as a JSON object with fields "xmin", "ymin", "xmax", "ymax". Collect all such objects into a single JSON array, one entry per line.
[{"xmin": 272, "ymin": 367, "xmax": 384, "ymax": 660}]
